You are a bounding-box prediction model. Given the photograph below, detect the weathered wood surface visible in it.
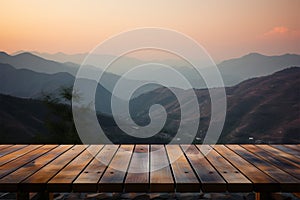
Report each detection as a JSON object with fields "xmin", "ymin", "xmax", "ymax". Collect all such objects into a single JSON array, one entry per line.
[{"xmin": 0, "ymin": 144, "xmax": 299, "ymax": 193}]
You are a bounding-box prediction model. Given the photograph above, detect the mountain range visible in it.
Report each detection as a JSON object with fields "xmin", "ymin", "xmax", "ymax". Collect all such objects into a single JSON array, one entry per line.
[
  {"xmin": 129, "ymin": 67, "xmax": 300, "ymax": 144},
  {"xmin": 12, "ymin": 51, "xmax": 300, "ymax": 88},
  {"xmin": 0, "ymin": 50, "xmax": 299, "ymax": 144},
  {"xmin": 0, "ymin": 51, "xmax": 158, "ymax": 98},
  {"xmin": 1, "ymin": 51, "xmax": 300, "ymax": 100},
  {"xmin": 0, "ymin": 67, "xmax": 299, "ymax": 144}
]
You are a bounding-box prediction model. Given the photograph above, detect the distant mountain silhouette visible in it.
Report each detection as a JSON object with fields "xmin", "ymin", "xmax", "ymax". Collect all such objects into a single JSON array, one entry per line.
[
  {"xmin": 130, "ymin": 67, "xmax": 300, "ymax": 144},
  {"xmin": 0, "ymin": 63, "xmax": 74, "ymax": 98},
  {"xmin": 0, "ymin": 51, "xmax": 157, "ymax": 98},
  {"xmin": 0, "ymin": 67, "xmax": 298, "ymax": 144},
  {"xmin": 0, "ymin": 63, "xmax": 121, "ymax": 114},
  {"xmin": 218, "ymin": 53, "xmax": 300, "ymax": 86},
  {"xmin": 0, "ymin": 51, "xmax": 77, "ymax": 75},
  {"xmin": 14, "ymin": 51, "xmax": 300, "ymax": 89},
  {"xmin": 168, "ymin": 53, "xmax": 300, "ymax": 89},
  {"xmin": 28, "ymin": 51, "xmax": 143, "ymax": 68}
]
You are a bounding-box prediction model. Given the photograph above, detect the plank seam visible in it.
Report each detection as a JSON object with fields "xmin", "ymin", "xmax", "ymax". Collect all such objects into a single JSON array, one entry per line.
[
  {"xmin": 163, "ymin": 144, "xmax": 176, "ymax": 192},
  {"xmin": 70, "ymin": 145, "xmax": 105, "ymax": 189},
  {"xmin": 96, "ymin": 145, "xmax": 121, "ymax": 188}
]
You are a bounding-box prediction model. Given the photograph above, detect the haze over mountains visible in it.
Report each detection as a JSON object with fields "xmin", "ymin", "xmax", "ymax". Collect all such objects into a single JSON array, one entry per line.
[
  {"xmin": 0, "ymin": 67, "xmax": 299, "ymax": 144},
  {"xmin": 0, "ymin": 50, "xmax": 299, "ymax": 144},
  {"xmin": 24, "ymin": 51, "xmax": 300, "ymax": 86},
  {"xmin": 1, "ymin": 51, "xmax": 300, "ymax": 97},
  {"xmin": 129, "ymin": 67, "xmax": 300, "ymax": 144}
]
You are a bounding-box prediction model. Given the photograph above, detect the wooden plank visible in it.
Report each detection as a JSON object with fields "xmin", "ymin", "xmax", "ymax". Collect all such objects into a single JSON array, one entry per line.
[
  {"xmin": 0, "ymin": 145, "xmax": 13, "ymax": 151},
  {"xmin": 213, "ymin": 145, "xmax": 278, "ymax": 192},
  {"xmin": 125, "ymin": 145, "xmax": 149, "ymax": 192},
  {"xmin": 0, "ymin": 145, "xmax": 72, "ymax": 191},
  {"xmin": 0, "ymin": 145, "xmax": 55, "ymax": 182},
  {"xmin": 166, "ymin": 145, "xmax": 200, "ymax": 192},
  {"xmin": 73, "ymin": 145, "xmax": 119, "ymax": 192},
  {"xmin": 0, "ymin": 145, "xmax": 27, "ymax": 158},
  {"xmin": 228, "ymin": 145, "xmax": 300, "ymax": 192},
  {"xmin": 47, "ymin": 145, "xmax": 103, "ymax": 192},
  {"xmin": 150, "ymin": 145, "xmax": 174, "ymax": 192},
  {"xmin": 99, "ymin": 145, "xmax": 134, "ymax": 192},
  {"xmin": 284, "ymin": 145, "xmax": 300, "ymax": 153},
  {"xmin": 271, "ymin": 145, "xmax": 300, "ymax": 160},
  {"xmin": 0, "ymin": 145, "xmax": 42, "ymax": 168},
  {"xmin": 244, "ymin": 145, "xmax": 300, "ymax": 180},
  {"xmin": 0, "ymin": 145, "xmax": 42, "ymax": 166},
  {"xmin": 20, "ymin": 145, "xmax": 85, "ymax": 192},
  {"xmin": 197, "ymin": 145, "xmax": 252, "ymax": 192},
  {"xmin": 182, "ymin": 145, "xmax": 226, "ymax": 192},
  {"xmin": 258, "ymin": 145, "xmax": 300, "ymax": 166}
]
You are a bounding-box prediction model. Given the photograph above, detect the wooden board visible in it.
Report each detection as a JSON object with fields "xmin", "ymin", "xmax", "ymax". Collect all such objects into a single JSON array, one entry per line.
[
  {"xmin": 213, "ymin": 145, "xmax": 278, "ymax": 192},
  {"xmin": 197, "ymin": 145, "xmax": 252, "ymax": 192},
  {"xmin": 47, "ymin": 145, "xmax": 103, "ymax": 192},
  {"xmin": 182, "ymin": 145, "xmax": 226, "ymax": 192},
  {"xmin": 284, "ymin": 145, "xmax": 300, "ymax": 152},
  {"xmin": 0, "ymin": 145, "xmax": 70, "ymax": 191},
  {"xmin": 98, "ymin": 145, "xmax": 134, "ymax": 192},
  {"xmin": 150, "ymin": 145, "xmax": 174, "ymax": 192},
  {"xmin": 0, "ymin": 145, "xmax": 55, "ymax": 180},
  {"xmin": 20, "ymin": 145, "xmax": 85, "ymax": 192},
  {"xmin": 0, "ymin": 145, "xmax": 27, "ymax": 157},
  {"xmin": 125, "ymin": 145, "xmax": 149, "ymax": 192},
  {"xmin": 166, "ymin": 145, "xmax": 200, "ymax": 192},
  {"xmin": 228, "ymin": 145, "xmax": 300, "ymax": 192},
  {"xmin": 0, "ymin": 144, "xmax": 299, "ymax": 194},
  {"xmin": 0, "ymin": 145, "xmax": 13, "ymax": 152},
  {"xmin": 244, "ymin": 145, "xmax": 300, "ymax": 180},
  {"xmin": 0, "ymin": 145, "xmax": 41, "ymax": 166},
  {"xmin": 271, "ymin": 145, "xmax": 300, "ymax": 160},
  {"xmin": 257, "ymin": 145, "xmax": 300, "ymax": 167},
  {"xmin": 73, "ymin": 145, "xmax": 119, "ymax": 192}
]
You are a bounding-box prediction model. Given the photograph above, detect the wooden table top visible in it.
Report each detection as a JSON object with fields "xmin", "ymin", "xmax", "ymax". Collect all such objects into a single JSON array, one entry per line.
[{"xmin": 0, "ymin": 144, "xmax": 299, "ymax": 193}]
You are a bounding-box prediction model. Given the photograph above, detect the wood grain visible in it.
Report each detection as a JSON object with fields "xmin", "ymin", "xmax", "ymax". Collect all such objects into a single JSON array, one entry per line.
[
  {"xmin": 182, "ymin": 145, "xmax": 226, "ymax": 192},
  {"xmin": 73, "ymin": 145, "xmax": 119, "ymax": 192},
  {"xmin": 99, "ymin": 145, "xmax": 134, "ymax": 192},
  {"xmin": 214, "ymin": 145, "xmax": 278, "ymax": 192},
  {"xmin": 125, "ymin": 145, "xmax": 149, "ymax": 192},
  {"xmin": 197, "ymin": 145, "xmax": 252, "ymax": 192},
  {"xmin": 228, "ymin": 145, "xmax": 300, "ymax": 192},
  {"xmin": 0, "ymin": 145, "xmax": 70, "ymax": 191},
  {"xmin": 0, "ymin": 145, "xmax": 41, "ymax": 166},
  {"xmin": 243, "ymin": 145, "xmax": 300, "ymax": 180},
  {"xmin": 21, "ymin": 145, "xmax": 85, "ymax": 192},
  {"xmin": 0, "ymin": 144, "xmax": 298, "ymax": 193},
  {"xmin": 150, "ymin": 145, "xmax": 174, "ymax": 192},
  {"xmin": 166, "ymin": 145, "xmax": 200, "ymax": 192}
]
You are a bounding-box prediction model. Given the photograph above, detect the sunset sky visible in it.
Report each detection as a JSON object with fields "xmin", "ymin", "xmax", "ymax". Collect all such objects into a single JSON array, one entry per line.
[{"xmin": 1, "ymin": 0, "xmax": 300, "ymax": 61}]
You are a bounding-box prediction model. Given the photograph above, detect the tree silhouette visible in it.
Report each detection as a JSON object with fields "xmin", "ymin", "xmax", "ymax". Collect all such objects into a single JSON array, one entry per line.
[{"xmin": 42, "ymin": 86, "xmax": 81, "ymax": 144}]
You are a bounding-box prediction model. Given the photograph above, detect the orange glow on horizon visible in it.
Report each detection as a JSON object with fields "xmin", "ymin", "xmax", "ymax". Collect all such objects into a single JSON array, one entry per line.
[{"xmin": 1, "ymin": 0, "xmax": 300, "ymax": 61}]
